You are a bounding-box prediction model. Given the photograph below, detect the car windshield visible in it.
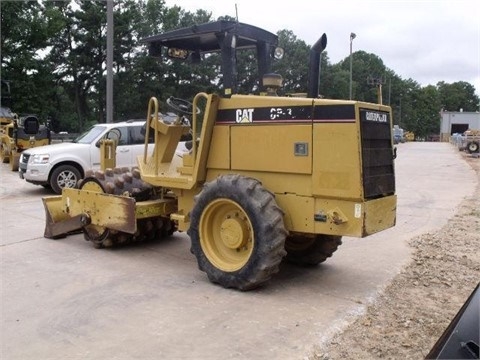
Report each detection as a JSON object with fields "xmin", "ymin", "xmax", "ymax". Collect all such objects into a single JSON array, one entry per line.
[{"xmin": 73, "ymin": 125, "xmax": 107, "ymax": 144}]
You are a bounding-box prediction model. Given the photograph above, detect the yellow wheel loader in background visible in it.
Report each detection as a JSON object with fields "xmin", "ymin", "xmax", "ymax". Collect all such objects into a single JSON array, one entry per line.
[
  {"xmin": 0, "ymin": 80, "xmax": 51, "ymax": 171},
  {"xmin": 0, "ymin": 80, "xmax": 18, "ymax": 167},
  {"xmin": 0, "ymin": 107, "xmax": 17, "ymax": 160},
  {"xmin": 0, "ymin": 115, "xmax": 51, "ymax": 171},
  {"xmin": 42, "ymin": 21, "xmax": 397, "ymax": 290}
]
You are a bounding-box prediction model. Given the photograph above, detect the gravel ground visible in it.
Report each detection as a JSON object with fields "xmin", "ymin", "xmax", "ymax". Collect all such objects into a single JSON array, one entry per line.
[{"xmin": 310, "ymin": 149, "xmax": 480, "ymax": 360}]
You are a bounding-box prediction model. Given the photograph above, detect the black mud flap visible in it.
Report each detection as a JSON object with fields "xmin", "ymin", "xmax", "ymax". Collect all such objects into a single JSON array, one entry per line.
[{"xmin": 426, "ymin": 282, "xmax": 480, "ymax": 359}]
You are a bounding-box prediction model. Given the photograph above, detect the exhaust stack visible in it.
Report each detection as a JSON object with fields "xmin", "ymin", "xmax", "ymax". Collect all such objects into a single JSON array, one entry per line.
[{"xmin": 307, "ymin": 33, "xmax": 327, "ymax": 98}]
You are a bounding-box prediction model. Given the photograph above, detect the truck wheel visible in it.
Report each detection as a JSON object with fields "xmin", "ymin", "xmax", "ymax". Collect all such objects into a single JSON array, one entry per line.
[
  {"xmin": 285, "ymin": 234, "xmax": 342, "ymax": 265},
  {"xmin": 467, "ymin": 141, "xmax": 479, "ymax": 154},
  {"xmin": 50, "ymin": 164, "xmax": 81, "ymax": 194},
  {"xmin": 188, "ymin": 175, "xmax": 287, "ymax": 290}
]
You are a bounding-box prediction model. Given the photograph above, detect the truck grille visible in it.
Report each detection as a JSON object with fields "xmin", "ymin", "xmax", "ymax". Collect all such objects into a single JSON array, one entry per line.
[{"xmin": 359, "ymin": 109, "xmax": 396, "ymax": 199}]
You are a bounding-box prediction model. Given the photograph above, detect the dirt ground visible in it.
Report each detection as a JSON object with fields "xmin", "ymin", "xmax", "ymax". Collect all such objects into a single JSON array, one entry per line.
[{"xmin": 310, "ymin": 150, "xmax": 480, "ymax": 360}]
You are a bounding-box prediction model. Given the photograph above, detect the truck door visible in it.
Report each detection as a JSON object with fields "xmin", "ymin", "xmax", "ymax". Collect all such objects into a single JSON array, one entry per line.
[{"xmin": 113, "ymin": 126, "xmax": 132, "ymax": 166}]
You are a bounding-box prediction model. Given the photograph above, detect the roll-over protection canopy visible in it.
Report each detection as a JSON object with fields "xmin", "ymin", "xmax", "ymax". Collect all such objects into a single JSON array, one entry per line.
[{"xmin": 141, "ymin": 20, "xmax": 280, "ymax": 96}]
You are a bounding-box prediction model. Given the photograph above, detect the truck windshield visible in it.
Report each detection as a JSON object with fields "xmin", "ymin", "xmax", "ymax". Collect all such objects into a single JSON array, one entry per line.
[{"xmin": 73, "ymin": 125, "xmax": 107, "ymax": 144}]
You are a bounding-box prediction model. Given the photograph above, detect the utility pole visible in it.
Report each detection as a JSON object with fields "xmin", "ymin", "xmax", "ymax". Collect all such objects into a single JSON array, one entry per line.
[
  {"xmin": 367, "ymin": 76, "xmax": 386, "ymax": 105},
  {"xmin": 106, "ymin": 0, "xmax": 113, "ymax": 123}
]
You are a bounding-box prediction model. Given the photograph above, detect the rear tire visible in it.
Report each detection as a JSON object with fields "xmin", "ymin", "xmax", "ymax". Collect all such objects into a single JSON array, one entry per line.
[
  {"xmin": 188, "ymin": 175, "xmax": 287, "ymax": 290},
  {"xmin": 50, "ymin": 164, "xmax": 81, "ymax": 194},
  {"xmin": 285, "ymin": 234, "xmax": 342, "ymax": 265}
]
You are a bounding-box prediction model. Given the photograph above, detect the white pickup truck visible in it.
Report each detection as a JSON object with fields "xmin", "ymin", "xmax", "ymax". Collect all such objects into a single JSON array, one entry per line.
[{"xmin": 19, "ymin": 119, "xmax": 188, "ymax": 194}]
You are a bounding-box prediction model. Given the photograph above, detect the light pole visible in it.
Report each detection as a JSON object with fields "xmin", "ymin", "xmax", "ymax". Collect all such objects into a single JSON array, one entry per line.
[{"xmin": 349, "ymin": 32, "xmax": 356, "ymax": 100}]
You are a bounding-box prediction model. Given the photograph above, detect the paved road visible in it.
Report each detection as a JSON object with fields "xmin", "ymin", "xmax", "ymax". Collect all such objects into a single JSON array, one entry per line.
[{"xmin": 0, "ymin": 142, "xmax": 477, "ymax": 359}]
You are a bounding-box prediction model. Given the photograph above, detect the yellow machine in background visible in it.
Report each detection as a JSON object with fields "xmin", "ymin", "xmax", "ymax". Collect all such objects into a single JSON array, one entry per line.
[
  {"xmin": 404, "ymin": 131, "xmax": 415, "ymax": 142},
  {"xmin": 0, "ymin": 81, "xmax": 51, "ymax": 170},
  {"xmin": 0, "ymin": 115, "xmax": 51, "ymax": 171},
  {"xmin": 0, "ymin": 107, "xmax": 16, "ymax": 146},
  {"xmin": 0, "ymin": 80, "xmax": 17, "ymax": 167},
  {"xmin": 43, "ymin": 21, "xmax": 397, "ymax": 290}
]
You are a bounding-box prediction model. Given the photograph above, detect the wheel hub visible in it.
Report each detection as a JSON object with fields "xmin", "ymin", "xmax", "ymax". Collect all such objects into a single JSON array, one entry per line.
[
  {"xmin": 199, "ymin": 199, "xmax": 254, "ymax": 271},
  {"xmin": 220, "ymin": 215, "xmax": 248, "ymax": 249}
]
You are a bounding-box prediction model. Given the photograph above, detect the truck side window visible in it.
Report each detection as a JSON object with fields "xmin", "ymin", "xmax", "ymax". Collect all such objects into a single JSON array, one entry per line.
[
  {"xmin": 116, "ymin": 127, "xmax": 129, "ymax": 146},
  {"xmin": 130, "ymin": 126, "xmax": 145, "ymax": 144},
  {"xmin": 131, "ymin": 125, "xmax": 154, "ymax": 144}
]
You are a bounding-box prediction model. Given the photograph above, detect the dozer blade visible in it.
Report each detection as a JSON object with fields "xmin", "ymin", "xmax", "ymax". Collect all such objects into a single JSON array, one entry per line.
[
  {"xmin": 42, "ymin": 188, "xmax": 137, "ymax": 239},
  {"xmin": 42, "ymin": 195, "xmax": 84, "ymax": 238}
]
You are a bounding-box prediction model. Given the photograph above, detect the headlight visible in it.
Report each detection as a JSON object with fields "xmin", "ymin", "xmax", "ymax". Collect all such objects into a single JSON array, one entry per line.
[{"xmin": 30, "ymin": 154, "xmax": 50, "ymax": 164}]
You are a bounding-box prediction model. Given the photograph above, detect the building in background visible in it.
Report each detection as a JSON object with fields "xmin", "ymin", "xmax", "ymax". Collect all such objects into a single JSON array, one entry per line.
[{"xmin": 440, "ymin": 110, "xmax": 480, "ymax": 142}]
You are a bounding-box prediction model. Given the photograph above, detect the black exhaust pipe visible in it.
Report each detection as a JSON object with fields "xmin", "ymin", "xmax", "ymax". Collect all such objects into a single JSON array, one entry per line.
[{"xmin": 307, "ymin": 33, "xmax": 327, "ymax": 98}]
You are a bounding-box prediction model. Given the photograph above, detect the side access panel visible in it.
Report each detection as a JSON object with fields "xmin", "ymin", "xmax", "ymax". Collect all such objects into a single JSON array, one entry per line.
[{"xmin": 230, "ymin": 124, "xmax": 312, "ymax": 174}]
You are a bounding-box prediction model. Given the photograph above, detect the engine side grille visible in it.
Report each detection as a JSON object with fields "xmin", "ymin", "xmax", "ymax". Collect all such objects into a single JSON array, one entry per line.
[{"xmin": 359, "ymin": 109, "xmax": 396, "ymax": 199}]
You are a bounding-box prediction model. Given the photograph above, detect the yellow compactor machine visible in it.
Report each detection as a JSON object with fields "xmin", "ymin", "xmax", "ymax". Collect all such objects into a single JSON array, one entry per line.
[
  {"xmin": 0, "ymin": 115, "xmax": 51, "ymax": 171},
  {"xmin": 43, "ymin": 21, "xmax": 397, "ymax": 290},
  {"xmin": 0, "ymin": 80, "xmax": 51, "ymax": 170}
]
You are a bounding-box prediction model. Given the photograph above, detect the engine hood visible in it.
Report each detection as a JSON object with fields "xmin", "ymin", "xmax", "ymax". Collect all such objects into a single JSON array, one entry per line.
[{"xmin": 22, "ymin": 142, "xmax": 91, "ymax": 155}]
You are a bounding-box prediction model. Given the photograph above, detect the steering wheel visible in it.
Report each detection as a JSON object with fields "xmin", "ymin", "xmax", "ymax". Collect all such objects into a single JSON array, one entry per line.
[{"xmin": 166, "ymin": 96, "xmax": 195, "ymax": 116}]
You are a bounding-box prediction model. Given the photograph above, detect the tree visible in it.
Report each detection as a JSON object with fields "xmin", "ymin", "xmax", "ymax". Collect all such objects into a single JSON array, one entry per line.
[
  {"xmin": 0, "ymin": 1, "xmax": 55, "ymax": 118},
  {"xmin": 321, "ymin": 62, "xmax": 350, "ymax": 99},
  {"xmin": 340, "ymin": 51, "xmax": 388, "ymax": 103},
  {"xmin": 272, "ymin": 30, "xmax": 310, "ymax": 94},
  {"xmin": 437, "ymin": 81, "xmax": 480, "ymax": 112},
  {"xmin": 408, "ymin": 85, "xmax": 441, "ymax": 138},
  {"xmin": 394, "ymin": 78, "xmax": 421, "ymax": 130},
  {"xmin": 2, "ymin": 1, "xmax": 478, "ymax": 134}
]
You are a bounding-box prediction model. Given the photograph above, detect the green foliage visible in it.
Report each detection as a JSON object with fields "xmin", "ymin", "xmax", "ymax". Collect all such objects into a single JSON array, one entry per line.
[
  {"xmin": 1, "ymin": 0, "xmax": 478, "ymax": 136},
  {"xmin": 273, "ymin": 30, "xmax": 310, "ymax": 94},
  {"xmin": 402, "ymin": 85, "xmax": 441, "ymax": 138},
  {"xmin": 437, "ymin": 81, "xmax": 480, "ymax": 112},
  {"xmin": 1, "ymin": 1, "xmax": 52, "ymax": 118},
  {"xmin": 321, "ymin": 63, "xmax": 350, "ymax": 99},
  {"xmin": 342, "ymin": 50, "xmax": 387, "ymax": 102}
]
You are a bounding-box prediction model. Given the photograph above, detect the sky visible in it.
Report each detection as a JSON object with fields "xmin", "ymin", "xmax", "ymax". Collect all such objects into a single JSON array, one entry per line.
[{"xmin": 164, "ymin": 0, "xmax": 480, "ymax": 96}]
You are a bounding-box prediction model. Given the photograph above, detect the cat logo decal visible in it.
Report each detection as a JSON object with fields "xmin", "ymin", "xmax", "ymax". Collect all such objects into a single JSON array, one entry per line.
[{"xmin": 235, "ymin": 109, "xmax": 254, "ymax": 123}]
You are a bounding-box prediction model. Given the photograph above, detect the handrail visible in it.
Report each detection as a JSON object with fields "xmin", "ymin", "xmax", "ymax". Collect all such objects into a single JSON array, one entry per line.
[
  {"xmin": 144, "ymin": 97, "xmax": 159, "ymax": 173},
  {"xmin": 191, "ymin": 92, "xmax": 208, "ymax": 162}
]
